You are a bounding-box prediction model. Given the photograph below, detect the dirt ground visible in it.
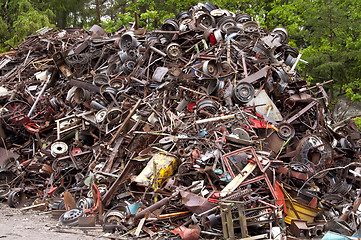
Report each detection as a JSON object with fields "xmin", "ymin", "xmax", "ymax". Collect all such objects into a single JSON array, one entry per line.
[{"xmin": 0, "ymin": 203, "xmax": 105, "ymax": 240}]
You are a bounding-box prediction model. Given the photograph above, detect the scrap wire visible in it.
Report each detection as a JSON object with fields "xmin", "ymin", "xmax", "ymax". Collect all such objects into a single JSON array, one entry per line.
[{"xmin": 297, "ymin": 162, "xmax": 361, "ymax": 196}]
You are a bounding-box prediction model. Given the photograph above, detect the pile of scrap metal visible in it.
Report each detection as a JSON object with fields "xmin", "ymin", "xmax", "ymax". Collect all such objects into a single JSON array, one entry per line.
[{"xmin": 0, "ymin": 2, "xmax": 361, "ymax": 239}]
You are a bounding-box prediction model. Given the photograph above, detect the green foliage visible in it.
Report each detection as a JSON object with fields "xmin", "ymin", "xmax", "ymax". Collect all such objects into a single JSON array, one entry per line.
[
  {"xmin": 140, "ymin": 10, "xmax": 162, "ymax": 31},
  {"xmin": 353, "ymin": 117, "xmax": 361, "ymax": 131},
  {"xmin": 0, "ymin": 0, "xmax": 54, "ymax": 52},
  {"xmin": 100, "ymin": 0, "xmax": 179, "ymax": 32},
  {"xmin": 1, "ymin": 0, "xmax": 361, "ymax": 106},
  {"xmin": 162, "ymin": 0, "xmax": 198, "ymax": 12},
  {"xmin": 266, "ymin": 0, "xmax": 361, "ymax": 101},
  {"xmin": 43, "ymin": 0, "xmax": 90, "ymax": 28},
  {"xmin": 101, "ymin": 12, "xmax": 135, "ymax": 32},
  {"xmin": 344, "ymin": 80, "xmax": 361, "ymax": 103},
  {"xmin": 140, "ymin": 10, "xmax": 176, "ymax": 31}
]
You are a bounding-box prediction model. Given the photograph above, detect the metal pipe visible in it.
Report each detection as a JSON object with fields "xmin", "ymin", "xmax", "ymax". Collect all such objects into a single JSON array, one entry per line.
[
  {"xmin": 242, "ymin": 52, "xmax": 248, "ymax": 77},
  {"xmin": 149, "ymin": 46, "xmax": 167, "ymax": 57},
  {"xmin": 290, "ymin": 52, "xmax": 303, "ymax": 72},
  {"xmin": 27, "ymin": 80, "xmax": 48, "ymax": 117},
  {"xmin": 196, "ymin": 114, "xmax": 236, "ymax": 124},
  {"xmin": 134, "ymin": 181, "xmax": 201, "ymax": 221}
]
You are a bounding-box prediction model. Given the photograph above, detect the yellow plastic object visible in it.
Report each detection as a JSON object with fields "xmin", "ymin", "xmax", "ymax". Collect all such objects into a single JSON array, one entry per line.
[
  {"xmin": 283, "ymin": 188, "xmax": 320, "ymax": 224},
  {"xmin": 134, "ymin": 153, "xmax": 179, "ymax": 188}
]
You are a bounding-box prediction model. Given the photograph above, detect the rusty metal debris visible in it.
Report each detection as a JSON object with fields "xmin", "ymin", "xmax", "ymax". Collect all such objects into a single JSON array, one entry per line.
[{"xmin": 0, "ymin": 2, "xmax": 361, "ymax": 239}]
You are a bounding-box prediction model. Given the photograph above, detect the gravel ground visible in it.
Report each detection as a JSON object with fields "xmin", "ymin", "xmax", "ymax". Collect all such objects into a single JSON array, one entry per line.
[{"xmin": 0, "ymin": 203, "xmax": 105, "ymax": 240}]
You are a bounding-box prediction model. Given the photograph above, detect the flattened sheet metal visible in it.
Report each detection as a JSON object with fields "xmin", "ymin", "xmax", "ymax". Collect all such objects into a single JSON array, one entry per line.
[
  {"xmin": 240, "ymin": 66, "xmax": 269, "ymax": 84},
  {"xmin": 0, "ymin": 58, "xmax": 11, "ymax": 70},
  {"xmin": 247, "ymin": 89, "xmax": 283, "ymax": 122},
  {"xmin": 180, "ymin": 190, "xmax": 217, "ymax": 215},
  {"xmin": 0, "ymin": 148, "xmax": 19, "ymax": 168}
]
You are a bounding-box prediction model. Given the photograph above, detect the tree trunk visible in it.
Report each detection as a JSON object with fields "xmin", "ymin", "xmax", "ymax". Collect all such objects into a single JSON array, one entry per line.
[
  {"xmin": 96, "ymin": 0, "xmax": 101, "ymax": 24},
  {"xmin": 56, "ymin": 10, "xmax": 67, "ymax": 29},
  {"xmin": 329, "ymin": 0, "xmax": 334, "ymax": 100}
]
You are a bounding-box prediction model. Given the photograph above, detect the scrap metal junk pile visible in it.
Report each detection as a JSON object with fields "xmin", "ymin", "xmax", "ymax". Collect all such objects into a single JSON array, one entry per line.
[{"xmin": 0, "ymin": 2, "xmax": 360, "ymax": 239}]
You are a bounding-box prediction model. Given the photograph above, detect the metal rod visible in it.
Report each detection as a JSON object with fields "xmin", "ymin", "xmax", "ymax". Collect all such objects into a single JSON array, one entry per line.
[
  {"xmin": 290, "ymin": 52, "xmax": 303, "ymax": 72},
  {"xmin": 27, "ymin": 80, "xmax": 48, "ymax": 117}
]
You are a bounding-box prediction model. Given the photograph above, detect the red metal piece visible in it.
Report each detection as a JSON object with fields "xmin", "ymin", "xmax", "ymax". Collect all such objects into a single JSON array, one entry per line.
[
  {"xmin": 84, "ymin": 183, "xmax": 102, "ymax": 214},
  {"xmin": 275, "ymin": 181, "xmax": 287, "ymax": 214},
  {"xmin": 209, "ymin": 32, "xmax": 217, "ymax": 46},
  {"xmin": 172, "ymin": 226, "xmax": 201, "ymax": 240},
  {"xmin": 223, "ymin": 147, "xmax": 277, "ymax": 201}
]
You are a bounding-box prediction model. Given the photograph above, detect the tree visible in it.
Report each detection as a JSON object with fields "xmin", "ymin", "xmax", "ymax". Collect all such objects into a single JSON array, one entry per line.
[
  {"xmin": 267, "ymin": 0, "xmax": 361, "ymax": 100},
  {"xmin": 37, "ymin": 0, "xmax": 92, "ymax": 28},
  {"xmin": 0, "ymin": 0, "xmax": 53, "ymax": 52},
  {"xmin": 101, "ymin": 0, "xmax": 178, "ymax": 32}
]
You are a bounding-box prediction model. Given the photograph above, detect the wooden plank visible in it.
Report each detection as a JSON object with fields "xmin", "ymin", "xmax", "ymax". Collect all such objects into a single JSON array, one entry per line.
[{"xmin": 220, "ymin": 162, "xmax": 257, "ymax": 197}]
